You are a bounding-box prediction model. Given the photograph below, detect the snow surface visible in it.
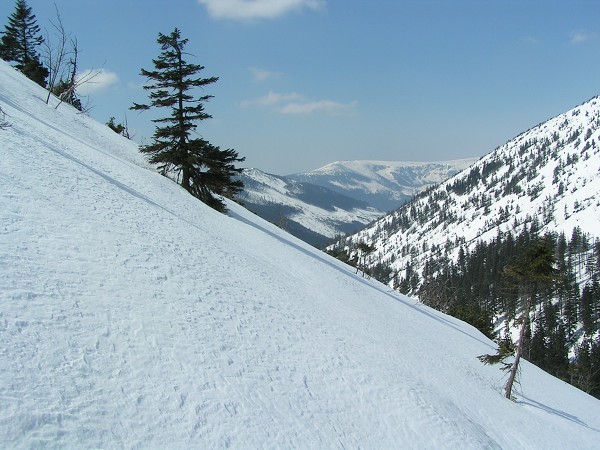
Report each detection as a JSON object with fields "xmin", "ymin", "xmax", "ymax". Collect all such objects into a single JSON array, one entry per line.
[{"xmin": 1, "ymin": 60, "xmax": 600, "ymax": 448}]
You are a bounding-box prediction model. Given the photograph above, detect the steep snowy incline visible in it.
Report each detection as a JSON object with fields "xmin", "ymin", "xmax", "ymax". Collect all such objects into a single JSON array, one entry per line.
[{"xmin": 1, "ymin": 60, "xmax": 600, "ymax": 448}]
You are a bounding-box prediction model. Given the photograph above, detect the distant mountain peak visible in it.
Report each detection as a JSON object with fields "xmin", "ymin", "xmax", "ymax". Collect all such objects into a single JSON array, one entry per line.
[
  {"xmin": 289, "ymin": 158, "xmax": 479, "ymax": 211},
  {"xmin": 240, "ymin": 158, "xmax": 478, "ymax": 246}
]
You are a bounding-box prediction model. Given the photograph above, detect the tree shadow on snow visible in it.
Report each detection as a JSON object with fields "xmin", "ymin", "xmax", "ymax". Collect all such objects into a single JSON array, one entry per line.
[{"xmin": 516, "ymin": 394, "xmax": 600, "ymax": 432}]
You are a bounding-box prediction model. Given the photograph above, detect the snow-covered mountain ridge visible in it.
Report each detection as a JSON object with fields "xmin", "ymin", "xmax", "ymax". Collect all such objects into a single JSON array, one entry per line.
[
  {"xmin": 238, "ymin": 168, "xmax": 382, "ymax": 246},
  {"xmin": 239, "ymin": 158, "xmax": 477, "ymax": 247},
  {"xmin": 1, "ymin": 60, "xmax": 599, "ymax": 448},
  {"xmin": 289, "ymin": 158, "xmax": 478, "ymax": 212},
  {"xmin": 338, "ymin": 95, "xmax": 600, "ymax": 288}
]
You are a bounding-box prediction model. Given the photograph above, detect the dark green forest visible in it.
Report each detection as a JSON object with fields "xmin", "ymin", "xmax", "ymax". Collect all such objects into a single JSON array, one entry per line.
[
  {"xmin": 329, "ymin": 221, "xmax": 600, "ymax": 398},
  {"xmin": 396, "ymin": 223, "xmax": 600, "ymax": 398}
]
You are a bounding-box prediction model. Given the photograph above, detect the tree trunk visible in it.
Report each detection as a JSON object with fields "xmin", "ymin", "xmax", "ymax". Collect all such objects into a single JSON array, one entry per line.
[
  {"xmin": 505, "ymin": 294, "xmax": 532, "ymax": 399},
  {"xmin": 181, "ymin": 166, "xmax": 190, "ymax": 191},
  {"xmin": 176, "ymin": 46, "xmax": 190, "ymax": 192}
]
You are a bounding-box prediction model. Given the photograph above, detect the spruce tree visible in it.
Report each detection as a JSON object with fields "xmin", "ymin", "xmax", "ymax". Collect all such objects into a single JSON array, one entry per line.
[
  {"xmin": 0, "ymin": 0, "xmax": 48, "ymax": 86},
  {"xmin": 131, "ymin": 28, "xmax": 244, "ymax": 212},
  {"xmin": 355, "ymin": 242, "xmax": 376, "ymax": 278},
  {"xmin": 590, "ymin": 338, "xmax": 600, "ymax": 398},
  {"xmin": 107, "ymin": 117, "xmax": 129, "ymax": 138},
  {"xmin": 479, "ymin": 234, "xmax": 558, "ymax": 400},
  {"xmin": 581, "ymin": 280, "xmax": 599, "ymax": 335},
  {"xmin": 572, "ymin": 337, "xmax": 600, "ymax": 398}
]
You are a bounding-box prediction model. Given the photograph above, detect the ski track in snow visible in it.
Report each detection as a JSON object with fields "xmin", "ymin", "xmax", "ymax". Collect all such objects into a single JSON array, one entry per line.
[{"xmin": 1, "ymin": 60, "xmax": 600, "ymax": 448}]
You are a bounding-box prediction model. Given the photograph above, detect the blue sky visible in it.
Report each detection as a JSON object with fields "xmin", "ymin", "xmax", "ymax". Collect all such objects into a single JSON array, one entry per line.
[{"xmin": 2, "ymin": 0, "xmax": 599, "ymax": 175}]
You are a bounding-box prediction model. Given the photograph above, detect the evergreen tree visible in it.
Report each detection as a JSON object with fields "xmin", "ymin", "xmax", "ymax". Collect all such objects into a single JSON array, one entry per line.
[
  {"xmin": 546, "ymin": 322, "xmax": 569, "ymax": 380},
  {"xmin": 572, "ymin": 338, "xmax": 593, "ymax": 393},
  {"xmin": 557, "ymin": 268, "xmax": 579, "ymax": 339},
  {"xmin": 0, "ymin": 0, "xmax": 48, "ymax": 86},
  {"xmin": 581, "ymin": 280, "xmax": 600, "ymax": 335},
  {"xmin": 354, "ymin": 242, "xmax": 376, "ymax": 278},
  {"xmin": 412, "ymin": 221, "xmax": 597, "ymax": 397},
  {"xmin": 503, "ymin": 234, "xmax": 558, "ymax": 399},
  {"xmin": 106, "ymin": 116, "xmax": 131, "ymax": 138},
  {"xmin": 480, "ymin": 234, "xmax": 558, "ymax": 400},
  {"xmin": 572, "ymin": 337, "xmax": 600, "ymax": 398},
  {"xmin": 131, "ymin": 28, "xmax": 244, "ymax": 212},
  {"xmin": 186, "ymin": 139, "xmax": 244, "ymax": 210},
  {"xmin": 528, "ymin": 319, "xmax": 547, "ymax": 366},
  {"xmin": 590, "ymin": 338, "xmax": 600, "ymax": 398}
]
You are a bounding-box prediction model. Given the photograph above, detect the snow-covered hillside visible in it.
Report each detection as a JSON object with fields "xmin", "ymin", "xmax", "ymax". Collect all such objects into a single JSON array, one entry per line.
[
  {"xmin": 290, "ymin": 158, "xmax": 478, "ymax": 212},
  {"xmin": 240, "ymin": 159, "xmax": 478, "ymax": 247},
  {"xmin": 1, "ymin": 60, "xmax": 600, "ymax": 448},
  {"xmin": 340, "ymin": 96, "xmax": 600, "ymax": 285},
  {"xmin": 239, "ymin": 168, "xmax": 382, "ymax": 246}
]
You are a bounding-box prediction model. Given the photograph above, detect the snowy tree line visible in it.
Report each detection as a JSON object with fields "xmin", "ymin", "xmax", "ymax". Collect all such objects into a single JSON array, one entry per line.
[
  {"xmin": 372, "ymin": 223, "xmax": 600, "ymax": 399},
  {"xmin": 0, "ymin": 0, "xmax": 94, "ymax": 111},
  {"xmin": 1, "ymin": 1, "xmax": 244, "ymax": 211}
]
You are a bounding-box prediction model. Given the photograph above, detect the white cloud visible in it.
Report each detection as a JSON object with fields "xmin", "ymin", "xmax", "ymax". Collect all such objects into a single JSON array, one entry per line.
[
  {"xmin": 277, "ymin": 99, "xmax": 357, "ymax": 115},
  {"xmin": 76, "ymin": 69, "xmax": 119, "ymax": 95},
  {"xmin": 240, "ymin": 90, "xmax": 302, "ymax": 108},
  {"xmin": 520, "ymin": 36, "xmax": 538, "ymax": 45},
  {"xmin": 198, "ymin": 0, "xmax": 324, "ymax": 21},
  {"xmin": 240, "ymin": 90, "xmax": 357, "ymax": 115},
  {"xmin": 570, "ymin": 30, "xmax": 598, "ymax": 44},
  {"xmin": 249, "ymin": 67, "xmax": 282, "ymax": 81}
]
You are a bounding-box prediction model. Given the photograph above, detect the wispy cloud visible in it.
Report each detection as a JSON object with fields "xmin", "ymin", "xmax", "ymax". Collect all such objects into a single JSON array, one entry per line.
[
  {"xmin": 570, "ymin": 30, "xmax": 598, "ymax": 44},
  {"xmin": 249, "ymin": 67, "xmax": 283, "ymax": 81},
  {"xmin": 240, "ymin": 90, "xmax": 302, "ymax": 107},
  {"xmin": 76, "ymin": 69, "xmax": 119, "ymax": 95},
  {"xmin": 198, "ymin": 0, "xmax": 325, "ymax": 21},
  {"xmin": 240, "ymin": 90, "xmax": 357, "ymax": 115},
  {"xmin": 520, "ymin": 35, "xmax": 538, "ymax": 45},
  {"xmin": 278, "ymin": 100, "xmax": 357, "ymax": 115}
]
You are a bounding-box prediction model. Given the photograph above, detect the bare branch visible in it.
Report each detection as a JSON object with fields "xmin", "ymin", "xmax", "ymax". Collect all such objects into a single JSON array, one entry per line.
[
  {"xmin": 42, "ymin": 4, "xmax": 72, "ymax": 105},
  {"xmin": 122, "ymin": 113, "xmax": 133, "ymax": 139},
  {"xmin": 0, "ymin": 106, "xmax": 11, "ymax": 129}
]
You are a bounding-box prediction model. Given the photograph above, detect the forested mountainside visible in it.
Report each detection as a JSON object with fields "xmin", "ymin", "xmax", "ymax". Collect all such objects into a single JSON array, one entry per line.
[{"xmin": 331, "ymin": 96, "xmax": 600, "ymax": 397}]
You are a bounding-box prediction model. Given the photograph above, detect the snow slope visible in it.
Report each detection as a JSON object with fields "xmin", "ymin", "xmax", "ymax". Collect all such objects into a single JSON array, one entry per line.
[{"xmin": 1, "ymin": 60, "xmax": 600, "ymax": 448}]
